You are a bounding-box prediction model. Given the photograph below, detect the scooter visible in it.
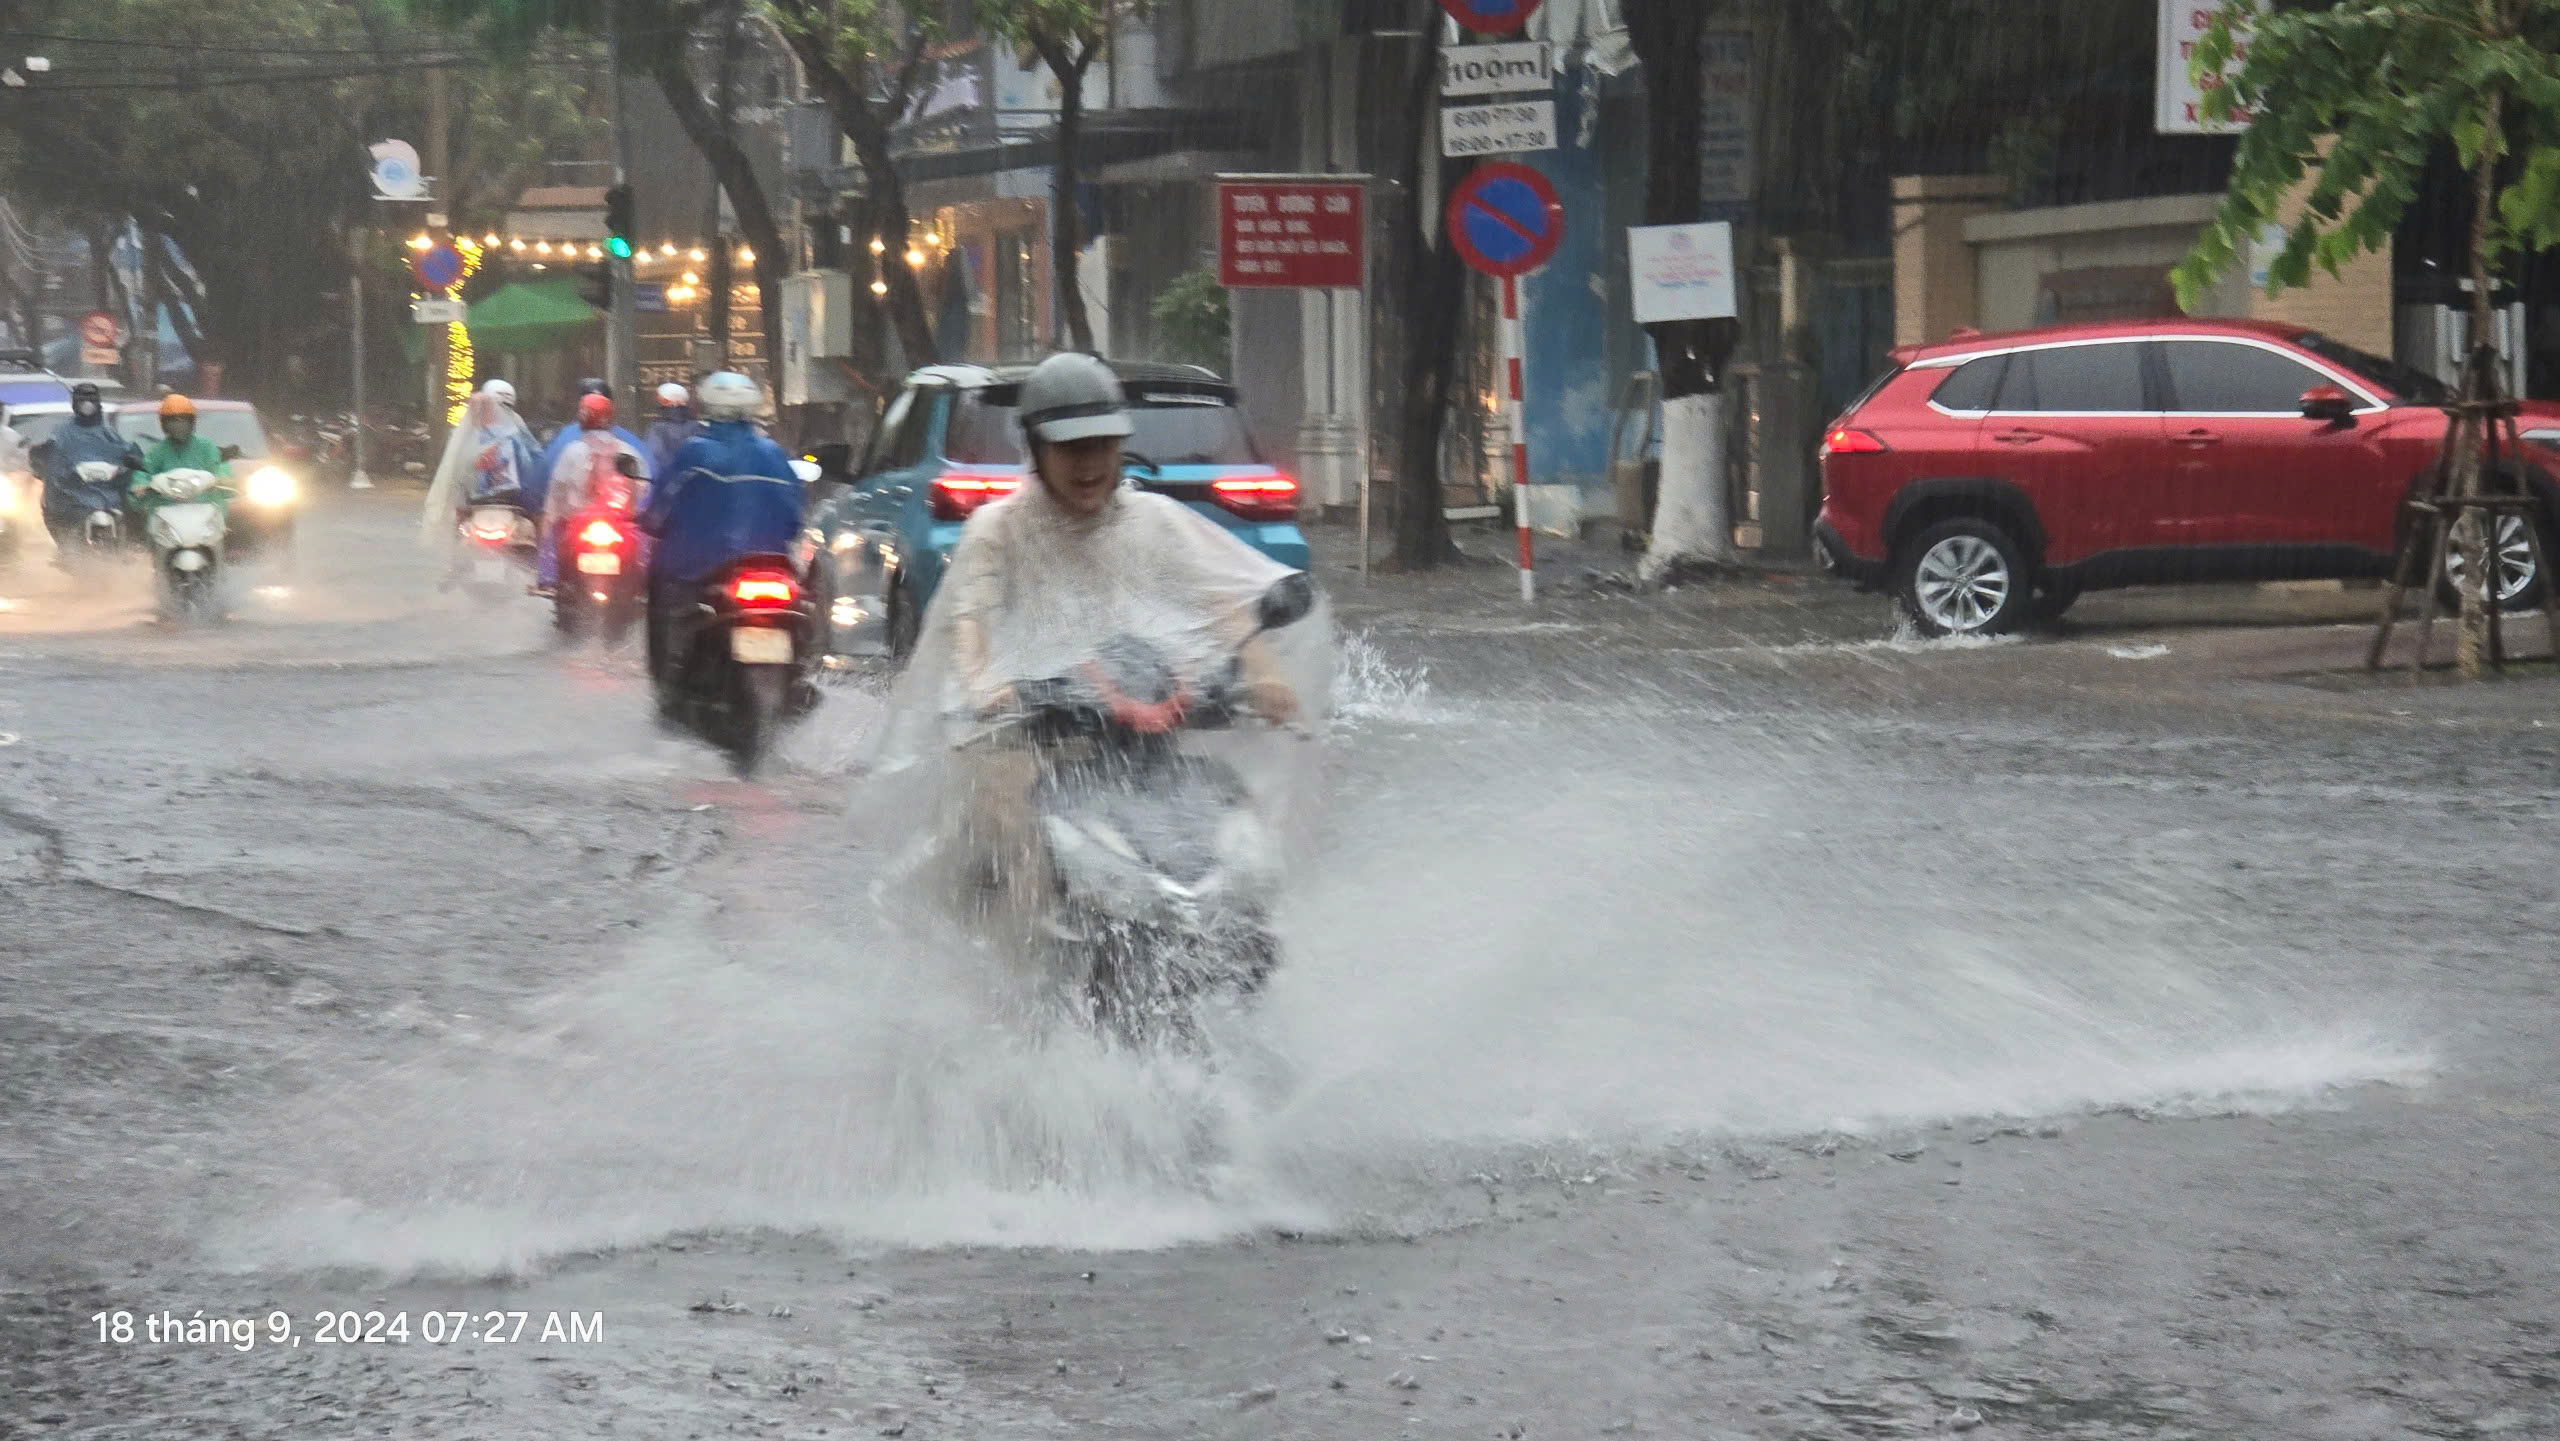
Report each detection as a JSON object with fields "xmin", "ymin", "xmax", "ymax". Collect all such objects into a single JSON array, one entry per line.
[
  {"xmin": 454, "ymin": 487, "xmax": 538, "ymax": 604},
  {"xmin": 962, "ymin": 573, "xmax": 1316, "ymax": 1046},
  {"xmin": 57, "ymin": 460, "xmax": 135, "ymax": 566},
  {"xmin": 134, "ymin": 466, "xmax": 232, "ymax": 622},
  {"xmin": 654, "ymin": 553, "xmax": 816, "ymax": 776},
  {"xmin": 556, "ymin": 456, "xmax": 648, "ymax": 645}
]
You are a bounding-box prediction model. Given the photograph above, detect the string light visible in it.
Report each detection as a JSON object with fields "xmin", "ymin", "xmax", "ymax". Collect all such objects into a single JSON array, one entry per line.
[
  {"xmin": 535, "ymin": 240, "xmax": 553, "ymax": 255},
  {"xmin": 681, "ymin": 271, "xmax": 699, "ymax": 286},
  {"xmin": 905, "ymin": 246, "xmax": 926, "ymax": 268},
  {"xmin": 408, "ymin": 233, "xmax": 432, "ymax": 250},
  {"xmin": 688, "ymin": 247, "xmax": 707, "ymax": 262},
  {"xmin": 509, "ymin": 238, "xmax": 525, "ymax": 251},
  {"xmin": 585, "ymin": 244, "xmax": 603, "ymax": 260},
  {"xmin": 736, "ymin": 246, "xmax": 754, "ymax": 264},
  {"xmin": 661, "ymin": 241, "xmax": 677, "ymax": 257},
  {"xmin": 868, "ymin": 236, "xmax": 886, "ymax": 255},
  {"xmin": 440, "ymin": 238, "xmax": 485, "ymax": 428},
  {"xmin": 924, "ymin": 230, "xmax": 942, "ymax": 248},
  {"xmin": 870, "ymin": 277, "xmax": 889, "ymax": 296},
  {"xmin": 482, "ymin": 232, "xmax": 500, "ymax": 247}
]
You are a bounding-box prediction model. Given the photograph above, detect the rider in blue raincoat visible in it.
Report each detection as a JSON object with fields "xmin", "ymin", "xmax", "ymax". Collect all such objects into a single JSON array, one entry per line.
[
  {"xmin": 644, "ymin": 381, "xmax": 700, "ymax": 481},
  {"xmin": 637, "ymin": 371, "xmax": 803, "ymax": 687},
  {"xmin": 38, "ymin": 383, "xmax": 143, "ymax": 554}
]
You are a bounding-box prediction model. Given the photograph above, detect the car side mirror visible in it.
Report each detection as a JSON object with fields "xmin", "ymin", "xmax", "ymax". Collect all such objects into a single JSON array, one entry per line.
[
  {"xmin": 1255, "ymin": 572, "xmax": 1316, "ymax": 633},
  {"xmin": 219, "ymin": 444, "xmax": 244, "ymax": 461},
  {"xmin": 2301, "ymin": 386, "xmax": 2354, "ymax": 425}
]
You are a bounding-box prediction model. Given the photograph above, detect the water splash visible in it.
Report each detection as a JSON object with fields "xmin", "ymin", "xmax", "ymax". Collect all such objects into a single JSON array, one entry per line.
[
  {"xmin": 1332, "ymin": 630, "xmax": 1443, "ymax": 727},
  {"xmin": 203, "ymin": 649, "xmax": 2430, "ymax": 1278}
]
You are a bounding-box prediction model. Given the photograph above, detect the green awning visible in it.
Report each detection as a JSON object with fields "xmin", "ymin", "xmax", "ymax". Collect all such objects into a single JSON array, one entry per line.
[{"xmin": 467, "ymin": 278, "xmax": 602, "ymax": 354}]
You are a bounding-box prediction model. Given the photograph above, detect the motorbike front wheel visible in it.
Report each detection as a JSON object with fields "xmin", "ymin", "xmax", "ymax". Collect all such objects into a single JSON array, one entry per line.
[{"xmin": 163, "ymin": 566, "xmax": 220, "ymax": 623}]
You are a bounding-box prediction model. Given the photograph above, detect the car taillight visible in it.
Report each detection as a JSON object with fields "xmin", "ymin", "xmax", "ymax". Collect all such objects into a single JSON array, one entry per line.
[
  {"xmin": 732, "ymin": 571, "xmax": 797, "ymax": 608},
  {"xmin": 1210, "ymin": 474, "xmax": 1299, "ymax": 522},
  {"xmin": 1820, "ymin": 428, "xmax": 1888, "ymax": 457},
  {"xmin": 929, "ymin": 471, "xmax": 1022, "ymax": 521},
  {"xmin": 578, "ymin": 518, "xmax": 624, "ymax": 548}
]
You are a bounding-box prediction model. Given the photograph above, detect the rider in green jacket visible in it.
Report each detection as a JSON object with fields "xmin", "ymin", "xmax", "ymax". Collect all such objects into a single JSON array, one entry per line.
[{"xmin": 133, "ymin": 394, "xmax": 231, "ymax": 483}]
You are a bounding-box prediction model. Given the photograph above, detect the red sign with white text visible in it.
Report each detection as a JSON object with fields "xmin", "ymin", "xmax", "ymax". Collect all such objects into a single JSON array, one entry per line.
[{"xmin": 1217, "ymin": 179, "xmax": 1366, "ymax": 290}]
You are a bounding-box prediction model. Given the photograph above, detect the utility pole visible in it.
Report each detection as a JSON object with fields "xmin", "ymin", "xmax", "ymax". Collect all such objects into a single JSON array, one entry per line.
[
  {"xmin": 606, "ymin": 0, "xmax": 639, "ymax": 401},
  {"xmin": 425, "ymin": 65, "xmax": 452, "ymax": 440},
  {"xmin": 349, "ymin": 227, "xmax": 371, "ymax": 489}
]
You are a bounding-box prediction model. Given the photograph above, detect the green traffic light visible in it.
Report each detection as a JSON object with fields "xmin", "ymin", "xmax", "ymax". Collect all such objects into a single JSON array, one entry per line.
[{"xmin": 605, "ymin": 236, "xmax": 632, "ymax": 259}]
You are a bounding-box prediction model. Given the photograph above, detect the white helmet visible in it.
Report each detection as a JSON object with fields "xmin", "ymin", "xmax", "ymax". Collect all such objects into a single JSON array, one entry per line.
[
  {"xmin": 697, "ymin": 370, "xmax": 759, "ymax": 422},
  {"xmin": 1017, "ymin": 352, "xmax": 1131, "ymax": 444},
  {"xmin": 480, "ymin": 378, "xmax": 517, "ymax": 407},
  {"xmin": 789, "ymin": 457, "xmax": 822, "ymax": 484},
  {"xmin": 656, "ymin": 381, "xmax": 690, "ymax": 407}
]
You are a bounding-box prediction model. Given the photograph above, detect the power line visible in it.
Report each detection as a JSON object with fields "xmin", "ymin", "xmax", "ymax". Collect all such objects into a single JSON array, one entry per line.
[
  {"xmin": 0, "ymin": 25, "xmax": 683, "ymax": 58},
  {"xmin": 14, "ymin": 52, "xmax": 614, "ymax": 92}
]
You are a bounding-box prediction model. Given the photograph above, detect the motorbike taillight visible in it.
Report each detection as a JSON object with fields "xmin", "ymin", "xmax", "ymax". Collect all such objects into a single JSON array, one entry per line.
[
  {"xmin": 929, "ymin": 471, "xmax": 1022, "ymax": 522},
  {"xmin": 731, "ymin": 570, "xmax": 797, "ymax": 608},
  {"xmin": 578, "ymin": 518, "xmax": 625, "ymax": 548},
  {"xmin": 1210, "ymin": 474, "xmax": 1299, "ymax": 523}
]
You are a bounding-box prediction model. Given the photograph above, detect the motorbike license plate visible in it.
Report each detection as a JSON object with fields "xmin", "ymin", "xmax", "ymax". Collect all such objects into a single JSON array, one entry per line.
[
  {"xmin": 475, "ymin": 557, "xmax": 509, "ymax": 584},
  {"xmin": 730, "ymin": 627, "xmax": 794, "ymax": 665},
  {"xmin": 576, "ymin": 552, "xmax": 621, "ymax": 575}
]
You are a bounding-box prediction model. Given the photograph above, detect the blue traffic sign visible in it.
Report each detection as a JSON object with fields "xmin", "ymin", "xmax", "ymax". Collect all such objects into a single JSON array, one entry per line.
[
  {"xmin": 1447, "ymin": 162, "xmax": 1564, "ymax": 278},
  {"xmin": 413, "ymin": 244, "xmax": 464, "ymax": 292},
  {"xmin": 1440, "ymin": 0, "xmax": 1544, "ymax": 35}
]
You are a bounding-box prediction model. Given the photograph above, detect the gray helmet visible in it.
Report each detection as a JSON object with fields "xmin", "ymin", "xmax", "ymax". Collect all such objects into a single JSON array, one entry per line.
[{"xmin": 1017, "ymin": 352, "xmax": 1131, "ymax": 445}]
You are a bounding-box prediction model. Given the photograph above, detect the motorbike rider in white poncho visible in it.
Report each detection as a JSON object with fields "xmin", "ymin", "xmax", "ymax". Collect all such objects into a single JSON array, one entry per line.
[{"xmin": 859, "ymin": 351, "xmax": 1330, "ymax": 944}]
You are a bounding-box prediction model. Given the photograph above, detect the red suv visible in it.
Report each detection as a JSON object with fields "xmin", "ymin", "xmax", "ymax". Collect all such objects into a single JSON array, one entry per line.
[{"xmin": 1812, "ymin": 318, "xmax": 2560, "ymax": 636}]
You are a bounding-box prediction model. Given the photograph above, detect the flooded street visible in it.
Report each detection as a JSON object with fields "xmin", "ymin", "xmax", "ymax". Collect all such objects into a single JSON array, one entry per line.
[{"xmin": 5, "ymin": 490, "xmax": 2556, "ymax": 1439}]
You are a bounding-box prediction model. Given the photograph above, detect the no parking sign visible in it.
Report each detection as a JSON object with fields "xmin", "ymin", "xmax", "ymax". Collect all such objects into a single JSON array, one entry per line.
[
  {"xmin": 1439, "ymin": 0, "xmax": 1543, "ymax": 35},
  {"xmin": 1446, "ymin": 163, "xmax": 1564, "ymax": 279}
]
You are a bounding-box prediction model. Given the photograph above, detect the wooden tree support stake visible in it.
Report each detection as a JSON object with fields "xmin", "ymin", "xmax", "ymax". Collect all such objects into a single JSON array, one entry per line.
[{"xmin": 2366, "ymin": 347, "xmax": 2560, "ymax": 676}]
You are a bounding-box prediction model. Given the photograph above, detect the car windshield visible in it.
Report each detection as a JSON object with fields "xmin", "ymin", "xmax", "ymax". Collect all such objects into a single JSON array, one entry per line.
[
  {"xmin": 946, "ymin": 386, "xmax": 1261, "ymax": 468},
  {"xmin": 115, "ymin": 409, "xmax": 271, "ymax": 459},
  {"xmin": 2295, "ymin": 332, "xmax": 2448, "ymax": 406}
]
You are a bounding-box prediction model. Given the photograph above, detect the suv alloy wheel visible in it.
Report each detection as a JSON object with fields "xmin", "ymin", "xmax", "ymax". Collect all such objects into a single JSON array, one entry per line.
[{"xmin": 1896, "ymin": 517, "xmax": 2034, "ymax": 638}]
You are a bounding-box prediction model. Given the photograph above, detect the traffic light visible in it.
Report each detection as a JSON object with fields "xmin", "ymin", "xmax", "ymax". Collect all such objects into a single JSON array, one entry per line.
[
  {"xmin": 575, "ymin": 258, "xmax": 612, "ymax": 310},
  {"xmin": 603, "ymin": 184, "xmax": 635, "ymax": 260}
]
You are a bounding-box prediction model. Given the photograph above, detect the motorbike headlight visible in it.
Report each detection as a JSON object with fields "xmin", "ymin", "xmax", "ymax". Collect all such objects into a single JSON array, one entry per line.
[{"xmin": 245, "ymin": 466, "xmax": 296, "ymax": 507}]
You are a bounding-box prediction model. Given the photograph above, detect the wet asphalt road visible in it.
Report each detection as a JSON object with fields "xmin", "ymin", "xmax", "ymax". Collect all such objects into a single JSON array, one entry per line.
[{"xmin": 3, "ymin": 488, "xmax": 2557, "ymax": 1439}]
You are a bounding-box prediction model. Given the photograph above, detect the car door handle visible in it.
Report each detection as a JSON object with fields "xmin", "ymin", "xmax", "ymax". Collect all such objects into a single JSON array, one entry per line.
[
  {"xmin": 1991, "ymin": 429, "xmax": 2043, "ymax": 445},
  {"xmin": 2175, "ymin": 428, "xmax": 2221, "ymax": 447}
]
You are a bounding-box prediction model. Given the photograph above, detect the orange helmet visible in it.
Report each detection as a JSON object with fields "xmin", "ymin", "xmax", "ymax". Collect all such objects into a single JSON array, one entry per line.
[
  {"xmin": 577, "ymin": 393, "xmax": 614, "ymax": 429},
  {"xmin": 159, "ymin": 394, "xmax": 197, "ymax": 419}
]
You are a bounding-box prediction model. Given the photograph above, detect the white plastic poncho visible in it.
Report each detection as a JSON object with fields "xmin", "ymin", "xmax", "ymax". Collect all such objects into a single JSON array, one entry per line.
[
  {"xmin": 864, "ymin": 480, "xmax": 1329, "ymax": 771},
  {"xmin": 419, "ymin": 392, "xmax": 535, "ymax": 551},
  {"xmin": 851, "ymin": 479, "xmax": 1335, "ymax": 902},
  {"xmin": 546, "ymin": 428, "xmax": 650, "ymax": 522}
]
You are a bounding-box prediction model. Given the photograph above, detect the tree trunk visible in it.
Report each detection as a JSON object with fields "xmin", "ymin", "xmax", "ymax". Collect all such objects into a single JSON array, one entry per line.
[
  {"xmin": 649, "ymin": 51, "xmax": 786, "ymax": 383},
  {"xmin": 1627, "ymin": 0, "xmax": 1741, "ymax": 580},
  {"xmin": 770, "ymin": 16, "xmax": 937, "ymax": 368},
  {"xmin": 1390, "ymin": 5, "xmax": 1461, "ymax": 570},
  {"xmin": 707, "ymin": 1, "xmax": 747, "ymax": 371},
  {"xmin": 1046, "ymin": 40, "xmax": 1096, "ymax": 353},
  {"xmin": 2453, "ymin": 75, "xmax": 2504, "ymax": 679}
]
